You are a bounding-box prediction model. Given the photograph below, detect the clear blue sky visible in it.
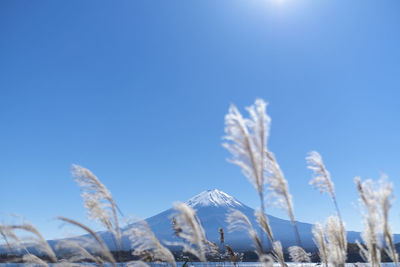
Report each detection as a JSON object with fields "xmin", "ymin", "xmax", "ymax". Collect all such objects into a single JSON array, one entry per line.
[{"xmin": 1, "ymin": 0, "xmax": 400, "ymax": 240}]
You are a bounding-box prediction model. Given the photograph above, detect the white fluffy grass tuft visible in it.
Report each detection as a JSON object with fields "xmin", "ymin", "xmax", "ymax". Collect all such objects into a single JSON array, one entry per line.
[
  {"xmin": 312, "ymin": 222, "xmax": 328, "ymax": 267},
  {"xmin": 223, "ymin": 99, "xmax": 270, "ymax": 200},
  {"xmin": 54, "ymin": 238, "xmax": 104, "ymax": 265},
  {"xmin": 355, "ymin": 177, "xmax": 382, "ymax": 267},
  {"xmin": 167, "ymin": 202, "xmax": 215, "ymax": 262},
  {"xmin": 307, "ymin": 151, "xmax": 343, "ymax": 223},
  {"xmin": 223, "ymin": 99, "xmax": 274, "ymax": 246},
  {"xmin": 306, "ymin": 151, "xmax": 334, "ymax": 198},
  {"xmin": 72, "ymin": 164, "xmax": 121, "ymax": 249},
  {"xmin": 57, "ymin": 216, "xmax": 117, "ymax": 267},
  {"xmin": 325, "ymin": 215, "xmax": 347, "ymax": 267},
  {"xmin": 22, "ymin": 254, "xmax": 50, "ymax": 267},
  {"xmin": 226, "ymin": 209, "xmax": 263, "ymax": 256},
  {"xmin": 223, "ymin": 99, "xmax": 301, "ymax": 246},
  {"xmin": 255, "ymin": 209, "xmax": 274, "ymax": 243},
  {"xmin": 288, "ymin": 246, "xmax": 311, "ymax": 263},
  {"xmin": 377, "ymin": 175, "xmax": 399, "ymax": 267},
  {"xmin": 9, "ymin": 222, "xmax": 57, "ymax": 263},
  {"xmin": 125, "ymin": 220, "xmax": 176, "ymax": 267},
  {"xmin": 355, "ymin": 175, "xmax": 399, "ymax": 267},
  {"xmin": 271, "ymin": 241, "xmax": 287, "ymax": 267}
]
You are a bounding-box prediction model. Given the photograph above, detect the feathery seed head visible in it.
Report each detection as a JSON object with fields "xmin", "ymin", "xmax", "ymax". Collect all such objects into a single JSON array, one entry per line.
[
  {"xmin": 223, "ymin": 99, "xmax": 270, "ymax": 196},
  {"xmin": 288, "ymin": 246, "xmax": 311, "ymax": 263},
  {"xmin": 325, "ymin": 215, "xmax": 347, "ymax": 266},
  {"xmin": 312, "ymin": 222, "xmax": 328, "ymax": 267},
  {"xmin": 255, "ymin": 209, "xmax": 274, "ymax": 243},
  {"xmin": 226, "ymin": 209, "xmax": 263, "ymax": 256},
  {"xmin": 125, "ymin": 220, "xmax": 176, "ymax": 267},
  {"xmin": 307, "ymin": 151, "xmax": 335, "ymax": 197},
  {"xmin": 71, "ymin": 164, "xmax": 121, "ymax": 247},
  {"xmin": 169, "ymin": 202, "xmax": 210, "ymax": 261},
  {"xmin": 272, "ymin": 241, "xmax": 287, "ymax": 267}
]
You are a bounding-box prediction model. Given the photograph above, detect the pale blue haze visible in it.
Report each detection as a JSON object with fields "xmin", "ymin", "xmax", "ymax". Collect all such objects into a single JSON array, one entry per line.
[{"xmin": 0, "ymin": 0, "xmax": 400, "ymax": 239}]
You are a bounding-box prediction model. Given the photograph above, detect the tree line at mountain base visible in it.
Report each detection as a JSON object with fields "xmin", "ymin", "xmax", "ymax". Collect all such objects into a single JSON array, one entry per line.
[{"xmin": 1, "ymin": 243, "xmax": 399, "ymax": 264}]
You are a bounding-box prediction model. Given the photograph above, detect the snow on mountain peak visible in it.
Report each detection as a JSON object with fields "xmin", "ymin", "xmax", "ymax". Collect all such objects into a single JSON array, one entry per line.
[{"xmin": 185, "ymin": 189, "xmax": 243, "ymax": 208}]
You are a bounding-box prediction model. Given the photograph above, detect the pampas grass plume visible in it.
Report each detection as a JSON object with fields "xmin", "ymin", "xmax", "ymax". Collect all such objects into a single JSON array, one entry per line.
[
  {"xmin": 71, "ymin": 164, "xmax": 121, "ymax": 248},
  {"xmin": 288, "ymin": 246, "xmax": 311, "ymax": 263},
  {"xmin": 125, "ymin": 220, "xmax": 176, "ymax": 267}
]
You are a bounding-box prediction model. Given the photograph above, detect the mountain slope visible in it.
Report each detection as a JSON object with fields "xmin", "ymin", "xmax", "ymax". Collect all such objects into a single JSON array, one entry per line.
[
  {"xmin": 109, "ymin": 189, "xmax": 396, "ymax": 251},
  {"xmin": 4, "ymin": 189, "xmax": 400, "ymax": 254}
]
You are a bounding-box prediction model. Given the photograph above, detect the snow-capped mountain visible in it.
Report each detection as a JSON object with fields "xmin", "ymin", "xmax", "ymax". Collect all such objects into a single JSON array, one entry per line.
[
  {"xmin": 134, "ymin": 189, "xmax": 399, "ymax": 251},
  {"xmin": 6, "ymin": 189, "xmax": 400, "ymax": 254},
  {"xmin": 110, "ymin": 189, "xmax": 392, "ymax": 251},
  {"xmin": 185, "ymin": 189, "xmax": 243, "ymax": 208}
]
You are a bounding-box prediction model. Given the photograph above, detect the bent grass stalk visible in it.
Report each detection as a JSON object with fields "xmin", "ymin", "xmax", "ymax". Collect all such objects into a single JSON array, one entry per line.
[
  {"xmin": 355, "ymin": 177, "xmax": 381, "ymax": 267},
  {"xmin": 55, "ymin": 239, "xmax": 104, "ymax": 265},
  {"xmin": 306, "ymin": 151, "xmax": 342, "ymax": 222},
  {"xmin": 307, "ymin": 151, "xmax": 347, "ymax": 267},
  {"xmin": 8, "ymin": 223, "xmax": 57, "ymax": 263},
  {"xmin": 223, "ymin": 99, "xmax": 274, "ymax": 247},
  {"xmin": 226, "ymin": 209, "xmax": 263, "ymax": 257},
  {"xmin": 57, "ymin": 216, "xmax": 117, "ymax": 267},
  {"xmin": 167, "ymin": 202, "xmax": 213, "ymax": 262},
  {"xmin": 377, "ymin": 175, "xmax": 399, "ymax": 267},
  {"xmin": 288, "ymin": 246, "xmax": 311, "ymax": 263},
  {"xmin": 125, "ymin": 220, "xmax": 176, "ymax": 267},
  {"xmin": 312, "ymin": 223, "xmax": 328, "ymax": 267},
  {"xmin": 72, "ymin": 165, "xmax": 121, "ymax": 245},
  {"xmin": 325, "ymin": 215, "xmax": 347, "ymax": 267},
  {"xmin": 224, "ymin": 99, "xmax": 302, "ymax": 248}
]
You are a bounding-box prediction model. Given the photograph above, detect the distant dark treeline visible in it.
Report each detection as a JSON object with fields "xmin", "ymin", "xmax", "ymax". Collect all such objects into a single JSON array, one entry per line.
[{"xmin": 1, "ymin": 243, "xmax": 399, "ymax": 264}]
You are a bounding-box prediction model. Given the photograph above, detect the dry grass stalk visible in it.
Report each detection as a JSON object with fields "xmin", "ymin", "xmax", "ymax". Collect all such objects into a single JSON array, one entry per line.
[
  {"xmin": 307, "ymin": 151, "xmax": 347, "ymax": 267},
  {"xmin": 57, "ymin": 216, "xmax": 116, "ymax": 267},
  {"xmin": 224, "ymin": 99, "xmax": 304, "ymax": 249},
  {"xmin": 9, "ymin": 222, "xmax": 57, "ymax": 263},
  {"xmin": 307, "ymin": 151, "xmax": 342, "ymax": 221},
  {"xmin": 288, "ymin": 245, "xmax": 311, "ymax": 263},
  {"xmin": 0, "ymin": 224, "xmax": 19, "ymax": 255},
  {"xmin": 272, "ymin": 241, "xmax": 287, "ymax": 267},
  {"xmin": 223, "ymin": 99, "xmax": 274, "ymax": 246},
  {"xmin": 125, "ymin": 220, "xmax": 176, "ymax": 267},
  {"xmin": 306, "ymin": 151, "xmax": 334, "ymax": 198},
  {"xmin": 355, "ymin": 175, "xmax": 398, "ymax": 267},
  {"xmin": 376, "ymin": 175, "xmax": 399, "ymax": 267},
  {"xmin": 264, "ymin": 150, "xmax": 301, "ymax": 247},
  {"xmin": 172, "ymin": 217, "xmax": 182, "ymax": 237},
  {"xmin": 259, "ymin": 253, "xmax": 274, "ymax": 267},
  {"xmin": 0, "ymin": 223, "xmax": 35, "ymax": 262},
  {"xmin": 0, "ymin": 220, "xmax": 63, "ymax": 266},
  {"xmin": 355, "ymin": 177, "xmax": 381, "ymax": 267},
  {"xmin": 55, "ymin": 239, "xmax": 104, "ymax": 265},
  {"xmin": 167, "ymin": 202, "xmax": 211, "ymax": 262},
  {"xmin": 312, "ymin": 222, "xmax": 328, "ymax": 267},
  {"xmin": 225, "ymin": 99, "xmax": 302, "ymax": 246},
  {"xmin": 71, "ymin": 165, "xmax": 121, "ymax": 249},
  {"xmin": 226, "ymin": 209, "xmax": 263, "ymax": 256},
  {"xmin": 223, "ymin": 99, "xmax": 270, "ymax": 205},
  {"xmin": 219, "ymin": 227, "xmax": 225, "ymax": 244},
  {"xmin": 255, "ymin": 209, "xmax": 274, "ymax": 243},
  {"xmin": 22, "ymin": 254, "xmax": 50, "ymax": 267},
  {"xmin": 225, "ymin": 245, "xmax": 237, "ymax": 266},
  {"xmin": 325, "ymin": 215, "xmax": 347, "ymax": 267}
]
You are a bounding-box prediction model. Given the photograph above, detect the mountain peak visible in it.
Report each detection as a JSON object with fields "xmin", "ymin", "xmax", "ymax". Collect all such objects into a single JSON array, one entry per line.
[{"xmin": 185, "ymin": 189, "xmax": 243, "ymax": 208}]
